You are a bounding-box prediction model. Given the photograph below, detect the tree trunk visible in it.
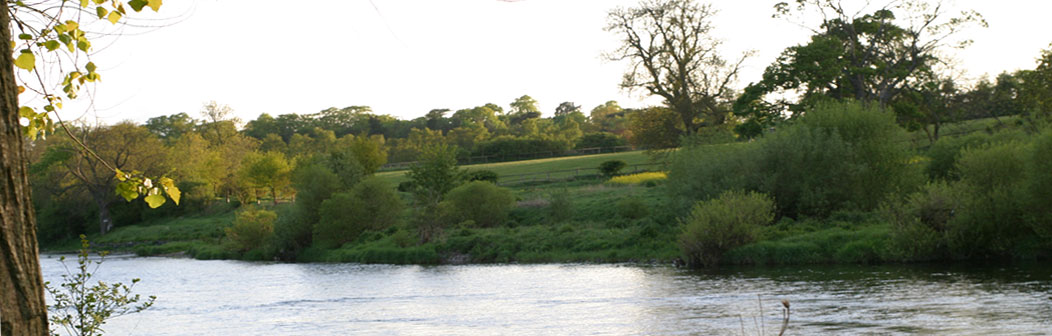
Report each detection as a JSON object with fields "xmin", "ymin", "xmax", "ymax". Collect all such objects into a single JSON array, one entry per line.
[
  {"xmin": 95, "ymin": 197, "xmax": 113, "ymax": 235},
  {"xmin": 0, "ymin": 1, "xmax": 51, "ymax": 334}
]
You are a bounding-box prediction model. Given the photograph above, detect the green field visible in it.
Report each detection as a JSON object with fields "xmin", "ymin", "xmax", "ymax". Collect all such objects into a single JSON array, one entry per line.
[{"xmin": 374, "ymin": 150, "xmax": 661, "ymax": 187}]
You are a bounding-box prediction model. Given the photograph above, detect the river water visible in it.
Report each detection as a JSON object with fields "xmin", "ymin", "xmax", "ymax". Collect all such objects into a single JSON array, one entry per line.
[{"xmin": 40, "ymin": 255, "xmax": 1052, "ymax": 335}]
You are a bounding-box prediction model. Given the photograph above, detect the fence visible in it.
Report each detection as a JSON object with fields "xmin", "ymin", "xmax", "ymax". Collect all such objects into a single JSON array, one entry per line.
[
  {"xmin": 495, "ymin": 162, "xmax": 666, "ymax": 186},
  {"xmin": 379, "ymin": 145, "xmax": 637, "ymax": 172}
]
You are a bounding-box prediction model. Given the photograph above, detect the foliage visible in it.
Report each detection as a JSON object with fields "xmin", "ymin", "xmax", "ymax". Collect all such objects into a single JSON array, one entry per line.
[
  {"xmin": 607, "ymin": 172, "xmax": 667, "ymax": 185},
  {"xmin": 735, "ymin": 0, "xmax": 986, "ymax": 129},
  {"xmin": 881, "ymin": 183, "xmax": 961, "ymax": 261},
  {"xmin": 615, "ymin": 198, "xmax": 649, "ymax": 220},
  {"xmin": 1028, "ymin": 129, "xmax": 1052, "ymax": 241},
  {"xmin": 575, "ymin": 132, "xmax": 626, "ymax": 149},
  {"xmin": 406, "ymin": 144, "xmax": 462, "ymax": 205},
  {"xmin": 679, "ymin": 190, "xmax": 775, "ymax": 267},
  {"xmin": 668, "ymin": 142, "xmax": 764, "ymax": 207},
  {"xmin": 441, "ymin": 181, "xmax": 515, "ymax": 228},
  {"xmin": 464, "ymin": 170, "xmax": 499, "ymax": 183},
  {"xmin": 238, "ymin": 151, "xmax": 291, "ymax": 204},
  {"xmin": 225, "ymin": 207, "xmax": 277, "ymax": 252},
  {"xmin": 598, "ymin": 160, "xmax": 627, "ymax": 178},
  {"xmin": 46, "ymin": 236, "xmax": 156, "ymax": 336},
  {"xmin": 945, "ymin": 141, "xmax": 1033, "ymax": 257},
  {"xmin": 10, "ymin": 0, "xmax": 175, "ymax": 212},
  {"xmin": 627, "ymin": 107, "xmax": 682, "ymax": 149},
  {"xmin": 314, "ymin": 179, "xmax": 404, "ymax": 248},
  {"xmin": 548, "ymin": 190, "xmax": 574, "ymax": 223},
  {"xmin": 759, "ymin": 101, "xmax": 921, "ymax": 217},
  {"xmin": 606, "ymin": 0, "xmax": 746, "ymax": 133},
  {"xmin": 473, "ymin": 136, "xmax": 569, "ymax": 160}
]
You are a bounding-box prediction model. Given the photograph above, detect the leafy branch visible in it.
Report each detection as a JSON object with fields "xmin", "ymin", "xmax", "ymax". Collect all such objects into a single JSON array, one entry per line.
[{"xmin": 9, "ymin": 0, "xmax": 179, "ymax": 207}]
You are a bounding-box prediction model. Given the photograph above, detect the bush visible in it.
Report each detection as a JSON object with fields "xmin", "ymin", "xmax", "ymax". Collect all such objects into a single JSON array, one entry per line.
[
  {"xmin": 575, "ymin": 132, "xmax": 627, "ymax": 149},
  {"xmin": 679, "ymin": 190, "xmax": 775, "ymax": 267},
  {"xmin": 465, "ymin": 170, "xmax": 499, "ymax": 183},
  {"xmin": 441, "ymin": 181, "xmax": 515, "ymax": 228},
  {"xmin": 881, "ymin": 182, "xmax": 962, "ymax": 261},
  {"xmin": 946, "ymin": 141, "xmax": 1033, "ymax": 257},
  {"xmin": 226, "ymin": 207, "xmax": 277, "ymax": 252},
  {"xmin": 1028, "ymin": 129, "xmax": 1052, "ymax": 241},
  {"xmin": 758, "ymin": 101, "xmax": 921, "ymax": 218},
  {"xmin": 616, "ymin": 198, "xmax": 649, "ymax": 220},
  {"xmin": 668, "ymin": 142, "xmax": 763, "ymax": 207},
  {"xmin": 924, "ymin": 129, "xmax": 1031, "ymax": 181},
  {"xmin": 598, "ymin": 160, "xmax": 627, "ymax": 178},
  {"xmin": 548, "ymin": 190, "xmax": 574, "ymax": 223},
  {"xmin": 315, "ymin": 179, "xmax": 404, "ymax": 249}
]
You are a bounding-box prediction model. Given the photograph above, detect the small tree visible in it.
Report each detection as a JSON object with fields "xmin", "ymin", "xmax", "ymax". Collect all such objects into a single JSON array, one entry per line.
[
  {"xmin": 442, "ymin": 181, "xmax": 515, "ymax": 228},
  {"xmin": 598, "ymin": 160, "xmax": 628, "ymax": 179},
  {"xmin": 315, "ymin": 179, "xmax": 404, "ymax": 248},
  {"xmin": 46, "ymin": 236, "xmax": 156, "ymax": 336},
  {"xmin": 238, "ymin": 151, "xmax": 292, "ymax": 204},
  {"xmin": 679, "ymin": 190, "xmax": 775, "ymax": 267},
  {"xmin": 225, "ymin": 207, "xmax": 277, "ymax": 252},
  {"xmin": 406, "ymin": 144, "xmax": 462, "ymax": 242}
]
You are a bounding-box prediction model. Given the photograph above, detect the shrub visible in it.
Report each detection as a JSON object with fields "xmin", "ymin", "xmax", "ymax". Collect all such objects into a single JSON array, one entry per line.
[
  {"xmin": 924, "ymin": 129, "xmax": 1031, "ymax": 181},
  {"xmin": 608, "ymin": 172, "xmax": 667, "ymax": 185},
  {"xmin": 881, "ymin": 182, "xmax": 962, "ymax": 261},
  {"xmin": 548, "ymin": 190, "xmax": 574, "ymax": 223},
  {"xmin": 758, "ymin": 101, "xmax": 921, "ymax": 218},
  {"xmin": 679, "ymin": 190, "xmax": 775, "ymax": 267},
  {"xmin": 441, "ymin": 181, "xmax": 515, "ymax": 227},
  {"xmin": 946, "ymin": 141, "xmax": 1033, "ymax": 257},
  {"xmin": 575, "ymin": 132, "xmax": 627, "ymax": 149},
  {"xmin": 616, "ymin": 198, "xmax": 649, "ymax": 219},
  {"xmin": 407, "ymin": 144, "xmax": 462, "ymax": 204},
  {"xmin": 267, "ymin": 205, "xmax": 312, "ymax": 261},
  {"xmin": 315, "ymin": 179, "xmax": 404, "ymax": 249},
  {"xmin": 465, "ymin": 170, "xmax": 499, "ymax": 183},
  {"xmin": 226, "ymin": 207, "xmax": 277, "ymax": 252},
  {"xmin": 598, "ymin": 160, "xmax": 627, "ymax": 178},
  {"xmin": 668, "ymin": 142, "xmax": 763, "ymax": 207},
  {"xmin": 1028, "ymin": 129, "xmax": 1052, "ymax": 241}
]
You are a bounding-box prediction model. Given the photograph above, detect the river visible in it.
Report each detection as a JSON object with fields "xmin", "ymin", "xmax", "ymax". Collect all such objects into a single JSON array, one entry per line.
[{"xmin": 40, "ymin": 255, "xmax": 1052, "ymax": 335}]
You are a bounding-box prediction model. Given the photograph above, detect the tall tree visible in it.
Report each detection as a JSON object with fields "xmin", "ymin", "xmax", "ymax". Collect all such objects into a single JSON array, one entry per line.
[
  {"xmin": 606, "ymin": 0, "xmax": 748, "ymax": 134},
  {"xmin": 508, "ymin": 95, "xmax": 542, "ymax": 125},
  {"xmin": 1, "ymin": 2, "xmax": 47, "ymax": 333},
  {"xmin": 54, "ymin": 123, "xmax": 169, "ymax": 234},
  {"xmin": 734, "ymin": 0, "xmax": 986, "ymax": 134},
  {"xmin": 238, "ymin": 151, "xmax": 291, "ymax": 205}
]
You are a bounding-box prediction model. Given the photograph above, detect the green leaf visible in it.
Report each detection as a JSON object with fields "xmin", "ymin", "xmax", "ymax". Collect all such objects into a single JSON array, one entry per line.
[
  {"xmin": 159, "ymin": 177, "xmax": 181, "ymax": 205},
  {"xmin": 44, "ymin": 40, "xmax": 60, "ymax": 51},
  {"xmin": 144, "ymin": 194, "xmax": 166, "ymax": 208},
  {"xmin": 18, "ymin": 106, "xmax": 34, "ymax": 118},
  {"xmin": 128, "ymin": 0, "xmax": 147, "ymax": 11},
  {"xmin": 85, "ymin": 62, "xmax": 97, "ymax": 73},
  {"xmin": 116, "ymin": 182, "xmax": 138, "ymax": 202},
  {"xmin": 80, "ymin": 0, "xmax": 89, "ymax": 7},
  {"xmin": 96, "ymin": 6, "xmax": 108, "ymax": 19},
  {"xmin": 147, "ymin": 0, "xmax": 162, "ymax": 11},
  {"xmin": 107, "ymin": 11, "xmax": 122, "ymax": 24},
  {"xmin": 14, "ymin": 52, "xmax": 35, "ymax": 71},
  {"xmin": 18, "ymin": 33, "xmax": 32, "ymax": 40}
]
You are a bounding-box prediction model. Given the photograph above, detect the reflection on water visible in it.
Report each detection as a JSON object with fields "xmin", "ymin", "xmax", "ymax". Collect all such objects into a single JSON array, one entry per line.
[{"xmin": 40, "ymin": 255, "xmax": 1052, "ymax": 335}]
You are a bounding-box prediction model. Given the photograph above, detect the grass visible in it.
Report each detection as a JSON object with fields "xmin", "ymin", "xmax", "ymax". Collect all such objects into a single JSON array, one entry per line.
[{"xmin": 374, "ymin": 150, "xmax": 658, "ymax": 188}]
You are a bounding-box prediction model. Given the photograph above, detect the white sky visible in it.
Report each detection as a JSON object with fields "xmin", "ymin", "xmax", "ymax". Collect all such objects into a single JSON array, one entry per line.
[{"xmin": 48, "ymin": 0, "xmax": 1052, "ymax": 124}]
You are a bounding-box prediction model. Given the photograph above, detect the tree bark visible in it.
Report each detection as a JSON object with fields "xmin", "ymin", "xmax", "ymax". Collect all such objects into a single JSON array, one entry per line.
[
  {"xmin": 1, "ymin": 1, "xmax": 51, "ymax": 334},
  {"xmin": 95, "ymin": 197, "xmax": 113, "ymax": 235}
]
